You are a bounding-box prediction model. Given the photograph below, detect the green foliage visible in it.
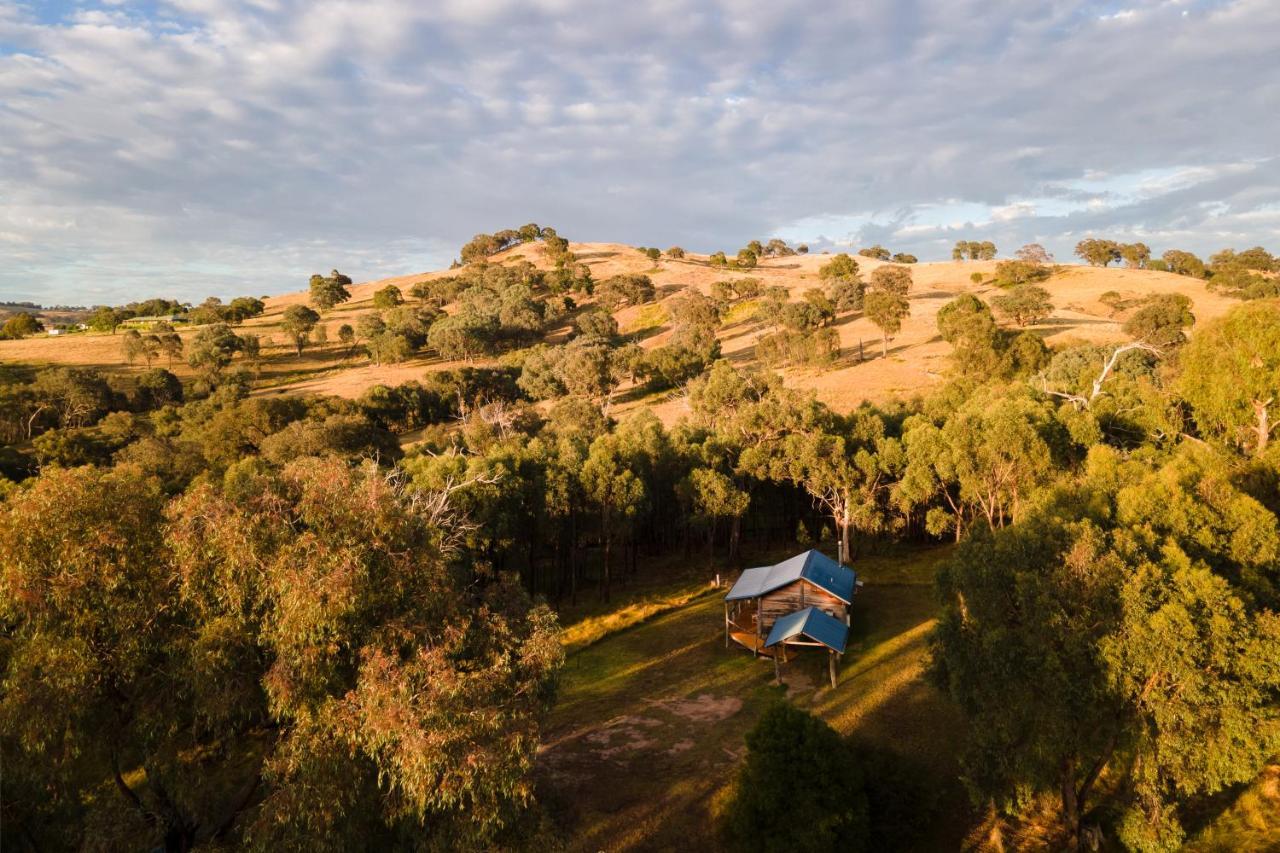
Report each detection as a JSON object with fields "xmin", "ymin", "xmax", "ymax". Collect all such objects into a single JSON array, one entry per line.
[
  {"xmin": 595, "ymin": 274, "xmax": 656, "ymax": 310},
  {"xmin": 371, "ymin": 284, "xmax": 404, "ymax": 310},
  {"xmin": 864, "ymin": 266, "xmax": 912, "ymax": 358},
  {"xmin": 858, "ymin": 244, "xmax": 891, "ymax": 261},
  {"xmin": 0, "ymin": 311, "xmax": 44, "ymax": 339},
  {"xmin": 992, "ymin": 259, "xmax": 1051, "ymax": 287},
  {"xmin": 1075, "ymin": 238, "xmax": 1122, "ymax": 267},
  {"xmin": 428, "ymin": 309, "xmax": 501, "ymax": 361},
  {"xmin": 1161, "ymin": 249, "xmax": 1207, "ymax": 278},
  {"xmin": 1180, "ymin": 301, "xmax": 1280, "ymax": 454},
  {"xmin": 819, "ymin": 254, "xmax": 864, "ymax": 312},
  {"xmin": 953, "ymin": 240, "xmax": 997, "ymax": 261},
  {"xmin": 1119, "ymin": 241, "xmax": 1151, "ymax": 269},
  {"xmin": 665, "ymin": 246, "xmax": 686, "ymax": 258},
  {"xmin": 308, "ymin": 269, "xmax": 353, "ymax": 310},
  {"xmin": 722, "ymin": 703, "xmax": 869, "ymax": 853},
  {"xmin": 281, "ymin": 304, "xmax": 320, "ymax": 356},
  {"xmin": 0, "ymin": 460, "xmax": 563, "ymax": 849},
  {"xmin": 932, "ymin": 445, "xmax": 1280, "ymax": 848},
  {"xmin": 899, "ymin": 386, "xmax": 1068, "ymax": 538},
  {"xmin": 990, "ymin": 284, "xmax": 1053, "ymax": 327},
  {"xmin": 1122, "ymin": 292, "xmax": 1194, "ymax": 345},
  {"xmin": 891, "ymin": 252, "xmax": 918, "ymax": 263},
  {"xmin": 735, "ymin": 248, "xmax": 758, "ymax": 270}
]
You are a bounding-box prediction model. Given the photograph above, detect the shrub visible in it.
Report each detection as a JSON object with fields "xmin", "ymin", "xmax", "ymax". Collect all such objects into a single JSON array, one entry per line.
[
  {"xmin": 991, "ymin": 285, "xmax": 1053, "ymax": 327},
  {"xmin": 722, "ymin": 703, "xmax": 868, "ymax": 853},
  {"xmin": 666, "ymin": 246, "xmax": 686, "ymax": 259},
  {"xmin": 993, "ymin": 260, "xmax": 1051, "ymax": 288}
]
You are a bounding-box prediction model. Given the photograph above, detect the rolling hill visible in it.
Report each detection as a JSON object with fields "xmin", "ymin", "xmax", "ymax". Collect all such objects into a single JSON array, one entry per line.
[{"xmin": 0, "ymin": 242, "xmax": 1244, "ymax": 421}]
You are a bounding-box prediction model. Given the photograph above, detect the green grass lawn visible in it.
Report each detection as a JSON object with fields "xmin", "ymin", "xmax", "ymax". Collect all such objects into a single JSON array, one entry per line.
[{"xmin": 540, "ymin": 544, "xmax": 969, "ymax": 852}]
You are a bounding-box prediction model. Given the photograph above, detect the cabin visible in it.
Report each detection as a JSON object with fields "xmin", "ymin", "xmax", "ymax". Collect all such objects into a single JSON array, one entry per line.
[{"xmin": 723, "ymin": 550, "xmax": 858, "ymax": 687}]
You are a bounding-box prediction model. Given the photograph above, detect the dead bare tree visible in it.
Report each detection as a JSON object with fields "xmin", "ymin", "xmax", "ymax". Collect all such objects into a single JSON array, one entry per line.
[{"xmin": 1040, "ymin": 341, "xmax": 1162, "ymax": 410}]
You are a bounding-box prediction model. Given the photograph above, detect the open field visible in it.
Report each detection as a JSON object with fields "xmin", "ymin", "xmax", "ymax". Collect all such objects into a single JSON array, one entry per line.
[
  {"xmin": 542, "ymin": 545, "xmax": 968, "ymax": 852},
  {"xmin": 0, "ymin": 242, "xmax": 1246, "ymax": 422}
]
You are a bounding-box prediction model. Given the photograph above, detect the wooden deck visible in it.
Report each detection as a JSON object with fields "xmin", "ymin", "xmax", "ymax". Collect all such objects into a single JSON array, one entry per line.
[{"xmin": 729, "ymin": 629, "xmax": 775, "ymax": 657}]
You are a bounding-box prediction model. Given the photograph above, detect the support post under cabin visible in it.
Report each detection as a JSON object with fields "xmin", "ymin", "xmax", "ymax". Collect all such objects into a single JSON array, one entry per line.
[
  {"xmin": 724, "ymin": 602, "xmax": 730, "ymax": 648},
  {"xmin": 828, "ymin": 650, "xmax": 838, "ymax": 689},
  {"xmin": 773, "ymin": 649, "xmax": 781, "ymax": 685}
]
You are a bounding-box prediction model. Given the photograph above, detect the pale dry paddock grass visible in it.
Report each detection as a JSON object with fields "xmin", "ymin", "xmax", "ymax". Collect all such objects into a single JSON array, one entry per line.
[{"xmin": 1, "ymin": 243, "xmax": 1245, "ymax": 422}]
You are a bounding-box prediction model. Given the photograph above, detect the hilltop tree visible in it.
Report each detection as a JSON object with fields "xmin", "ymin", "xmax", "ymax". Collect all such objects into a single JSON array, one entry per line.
[
  {"xmin": 1014, "ymin": 243, "xmax": 1053, "ymax": 263},
  {"xmin": 666, "ymin": 246, "xmax": 686, "ymax": 259},
  {"xmin": 955, "ymin": 240, "xmax": 998, "ymax": 261},
  {"xmin": 736, "ymin": 248, "xmax": 758, "ymax": 270},
  {"xmin": 991, "ymin": 285, "xmax": 1053, "ymax": 327},
  {"xmin": 1119, "ymin": 242, "xmax": 1151, "ymax": 269},
  {"xmin": 281, "ymin": 304, "xmax": 321, "ymax": 356},
  {"xmin": 309, "ymin": 269, "xmax": 354, "ymax": 310},
  {"xmin": 891, "ymin": 252, "xmax": 918, "ymax": 264},
  {"xmin": 1074, "ymin": 238, "xmax": 1121, "ymax": 267},
  {"xmin": 858, "ymin": 245, "xmax": 891, "ymax": 261},
  {"xmin": 1179, "ymin": 301, "xmax": 1280, "ymax": 454},
  {"xmin": 1162, "ymin": 249, "xmax": 1207, "ymax": 278}
]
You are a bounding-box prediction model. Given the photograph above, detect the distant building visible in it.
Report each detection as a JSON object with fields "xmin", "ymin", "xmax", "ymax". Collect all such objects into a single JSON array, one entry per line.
[{"xmin": 723, "ymin": 549, "xmax": 859, "ymax": 687}]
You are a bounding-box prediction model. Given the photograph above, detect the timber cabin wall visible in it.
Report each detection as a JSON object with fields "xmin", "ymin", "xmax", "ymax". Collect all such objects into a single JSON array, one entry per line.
[{"xmin": 757, "ymin": 580, "xmax": 847, "ymax": 631}]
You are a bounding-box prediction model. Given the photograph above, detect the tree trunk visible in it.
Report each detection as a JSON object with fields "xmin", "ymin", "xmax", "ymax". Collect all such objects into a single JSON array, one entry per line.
[
  {"xmin": 839, "ymin": 518, "xmax": 851, "ymax": 565},
  {"xmin": 882, "ymin": 332, "xmax": 889, "ymax": 359},
  {"xmin": 1061, "ymin": 759, "xmax": 1081, "ymax": 851},
  {"xmin": 601, "ymin": 507, "xmax": 611, "ymax": 603},
  {"xmin": 1254, "ymin": 398, "xmax": 1272, "ymax": 455},
  {"xmin": 729, "ymin": 514, "xmax": 742, "ymax": 565}
]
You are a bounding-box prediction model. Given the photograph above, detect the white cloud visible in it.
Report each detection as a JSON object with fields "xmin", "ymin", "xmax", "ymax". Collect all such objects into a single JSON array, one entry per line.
[{"xmin": 1, "ymin": 0, "xmax": 1278, "ymax": 303}]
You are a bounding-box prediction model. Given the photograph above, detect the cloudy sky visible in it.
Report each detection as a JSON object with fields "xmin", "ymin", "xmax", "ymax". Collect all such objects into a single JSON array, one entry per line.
[{"xmin": 1, "ymin": 0, "xmax": 1277, "ymax": 305}]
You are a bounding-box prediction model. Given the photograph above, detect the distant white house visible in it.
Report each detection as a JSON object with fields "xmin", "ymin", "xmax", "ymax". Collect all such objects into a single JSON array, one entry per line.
[{"xmin": 47, "ymin": 329, "xmax": 63, "ymax": 336}]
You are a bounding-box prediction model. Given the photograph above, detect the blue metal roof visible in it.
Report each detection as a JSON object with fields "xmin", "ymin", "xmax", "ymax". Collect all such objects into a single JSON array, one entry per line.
[
  {"xmin": 764, "ymin": 606, "xmax": 849, "ymax": 653},
  {"xmin": 723, "ymin": 549, "xmax": 856, "ymax": 604}
]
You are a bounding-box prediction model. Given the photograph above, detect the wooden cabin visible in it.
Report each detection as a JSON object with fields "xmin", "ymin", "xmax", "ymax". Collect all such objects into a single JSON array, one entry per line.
[{"xmin": 723, "ymin": 550, "xmax": 858, "ymax": 687}]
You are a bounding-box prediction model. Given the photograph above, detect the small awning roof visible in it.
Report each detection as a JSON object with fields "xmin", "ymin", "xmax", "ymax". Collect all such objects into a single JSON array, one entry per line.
[
  {"xmin": 764, "ymin": 606, "xmax": 849, "ymax": 653},
  {"xmin": 723, "ymin": 549, "xmax": 856, "ymax": 604}
]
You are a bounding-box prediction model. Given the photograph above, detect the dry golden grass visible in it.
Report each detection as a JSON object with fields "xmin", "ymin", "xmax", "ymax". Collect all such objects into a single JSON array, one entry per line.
[{"xmin": 0, "ymin": 242, "xmax": 1245, "ymax": 422}]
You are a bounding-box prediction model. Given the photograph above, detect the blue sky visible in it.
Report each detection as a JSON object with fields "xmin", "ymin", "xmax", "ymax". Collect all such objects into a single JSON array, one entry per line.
[{"xmin": 1, "ymin": 0, "xmax": 1277, "ymax": 304}]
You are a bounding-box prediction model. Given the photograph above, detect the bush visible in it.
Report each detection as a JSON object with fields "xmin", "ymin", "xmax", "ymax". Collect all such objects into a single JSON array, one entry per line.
[
  {"xmin": 666, "ymin": 246, "xmax": 686, "ymax": 259},
  {"xmin": 969, "ymin": 271, "xmax": 984, "ymax": 284},
  {"xmin": 722, "ymin": 703, "xmax": 868, "ymax": 853},
  {"xmin": 992, "ymin": 259, "xmax": 1050, "ymax": 288}
]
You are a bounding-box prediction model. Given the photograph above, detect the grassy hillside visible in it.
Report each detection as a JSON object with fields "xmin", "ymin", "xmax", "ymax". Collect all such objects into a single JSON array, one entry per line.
[
  {"xmin": 0, "ymin": 243, "xmax": 1243, "ymax": 421},
  {"xmin": 541, "ymin": 545, "xmax": 967, "ymax": 852}
]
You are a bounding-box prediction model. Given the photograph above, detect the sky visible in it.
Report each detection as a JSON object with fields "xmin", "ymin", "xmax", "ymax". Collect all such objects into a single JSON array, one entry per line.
[{"xmin": 1, "ymin": 0, "xmax": 1277, "ymax": 305}]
